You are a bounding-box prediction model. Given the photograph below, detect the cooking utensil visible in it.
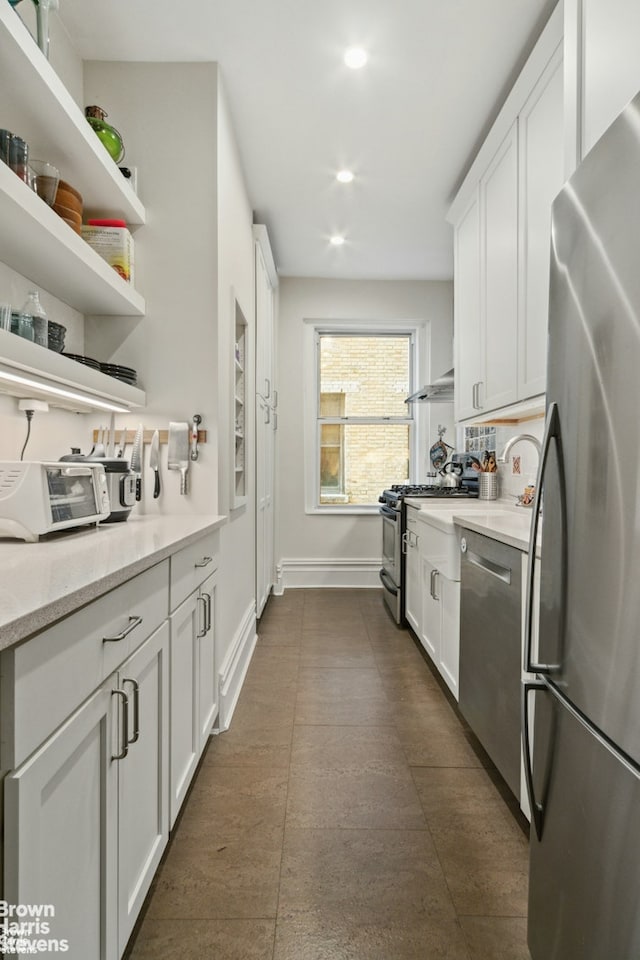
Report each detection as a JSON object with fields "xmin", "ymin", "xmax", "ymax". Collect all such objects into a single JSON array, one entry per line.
[
  {"xmin": 92, "ymin": 425, "xmax": 106, "ymax": 458},
  {"xmin": 130, "ymin": 423, "xmax": 143, "ymax": 501},
  {"xmin": 168, "ymin": 421, "xmax": 189, "ymax": 495},
  {"xmin": 117, "ymin": 427, "xmax": 126, "ymax": 458},
  {"xmin": 150, "ymin": 429, "xmax": 161, "ymax": 499}
]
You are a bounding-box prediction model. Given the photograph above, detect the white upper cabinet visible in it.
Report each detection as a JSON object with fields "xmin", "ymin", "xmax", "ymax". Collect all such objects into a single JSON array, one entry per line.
[
  {"xmin": 566, "ymin": 0, "xmax": 640, "ymax": 167},
  {"xmin": 454, "ymin": 191, "xmax": 482, "ymax": 421},
  {"xmin": 449, "ymin": 6, "xmax": 563, "ymax": 421},
  {"xmin": 518, "ymin": 48, "xmax": 565, "ymax": 399},
  {"xmin": 481, "ymin": 122, "xmax": 519, "ymax": 413}
]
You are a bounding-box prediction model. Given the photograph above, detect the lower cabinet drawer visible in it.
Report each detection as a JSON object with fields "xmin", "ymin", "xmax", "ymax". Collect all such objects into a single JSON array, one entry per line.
[
  {"xmin": 1, "ymin": 559, "xmax": 169, "ymax": 769},
  {"xmin": 170, "ymin": 531, "xmax": 219, "ymax": 612}
]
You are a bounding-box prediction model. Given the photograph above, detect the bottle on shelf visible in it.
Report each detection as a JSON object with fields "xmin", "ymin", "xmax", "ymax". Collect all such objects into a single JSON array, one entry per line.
[{"xmin": 20, "ymin": 290, "xmax": 48, "ymax": 348}]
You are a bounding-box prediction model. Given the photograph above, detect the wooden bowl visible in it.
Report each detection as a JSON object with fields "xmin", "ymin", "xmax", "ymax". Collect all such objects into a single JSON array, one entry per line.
[
  {"xmin": 54, "ymin": 182, "xmax": 83, "ymax": 218},
  {"xmin": 53, "ymin": 201, "xmax": 81, "ymax": 228}
]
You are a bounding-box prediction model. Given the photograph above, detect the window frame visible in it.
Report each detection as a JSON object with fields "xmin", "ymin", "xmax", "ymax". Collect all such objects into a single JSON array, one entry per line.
[{"xmin": 303, "ymin": 319, "xmax": 427, "ymax": 515}]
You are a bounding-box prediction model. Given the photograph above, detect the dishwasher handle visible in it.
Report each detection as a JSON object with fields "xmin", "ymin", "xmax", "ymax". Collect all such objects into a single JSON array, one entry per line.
[{"xmin": 466, "ymin": 550, "xmax": 511, "ymax": 585}]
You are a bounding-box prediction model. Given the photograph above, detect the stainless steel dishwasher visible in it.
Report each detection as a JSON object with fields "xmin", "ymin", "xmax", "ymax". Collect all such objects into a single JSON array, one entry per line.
[{"xmin": 458, "ymin": 528, "xmax": 522, "ymax": 798}]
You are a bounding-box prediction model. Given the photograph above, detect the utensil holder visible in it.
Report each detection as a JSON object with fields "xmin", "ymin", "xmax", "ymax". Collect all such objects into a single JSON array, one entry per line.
[{"xmin": 479, "ymin": 473, "xmax": 497, "ymax": 500}]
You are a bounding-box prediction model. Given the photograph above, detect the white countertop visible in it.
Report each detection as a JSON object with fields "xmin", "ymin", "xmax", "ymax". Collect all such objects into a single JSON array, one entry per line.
[
  {"xmin": 0, "ymin": 514, "xmax": 225, "ymax": 650},
  {"xmin": 406, "ymin": 497, "xmax": 538, "ymax": 554}
]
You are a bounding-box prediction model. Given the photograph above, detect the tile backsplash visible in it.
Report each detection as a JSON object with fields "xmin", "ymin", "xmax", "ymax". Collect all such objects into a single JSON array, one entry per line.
[{"xmin": 461, "ymin": 418, "xmax": 544, "ymax": 502}]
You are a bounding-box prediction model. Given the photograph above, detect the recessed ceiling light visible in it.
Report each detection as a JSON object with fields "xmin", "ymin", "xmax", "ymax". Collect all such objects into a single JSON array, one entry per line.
[
  {"xmin": 336, "ymin": 170, "xmax": 354, "ymax": 184},
  {"xmin": 330, "ymin": 235, "xmax": 345, "ymax": 246},
  {"xmin": 344, "ymin": 47, "xmax": 367, "ymax": 69}
]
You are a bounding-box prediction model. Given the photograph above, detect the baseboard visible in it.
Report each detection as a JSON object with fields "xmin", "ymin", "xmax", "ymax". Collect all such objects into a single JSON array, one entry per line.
[
  {"xmin": 277, "ymin": 558, "xmax": 382, "ymax": 590},
  {"xmin": 217, "ymin": 601, "xmax": 257, "ymax": 731}
]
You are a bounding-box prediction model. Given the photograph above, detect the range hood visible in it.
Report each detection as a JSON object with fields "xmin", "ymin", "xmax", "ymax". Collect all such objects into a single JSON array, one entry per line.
[{"xmin": 405, "ymin": 368, "xmax": 454, "ymax": 403}]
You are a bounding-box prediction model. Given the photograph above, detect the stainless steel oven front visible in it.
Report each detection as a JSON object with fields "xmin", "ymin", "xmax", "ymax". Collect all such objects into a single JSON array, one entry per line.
[{"xmin": 379, "ymin": 503, "xmax": 402, "ymax": 623}]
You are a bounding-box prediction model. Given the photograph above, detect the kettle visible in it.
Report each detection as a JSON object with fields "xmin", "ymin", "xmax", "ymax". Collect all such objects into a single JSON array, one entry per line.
[{"xmin": 439, "ymin": 461, "xmax": 463, "ymax": 488}]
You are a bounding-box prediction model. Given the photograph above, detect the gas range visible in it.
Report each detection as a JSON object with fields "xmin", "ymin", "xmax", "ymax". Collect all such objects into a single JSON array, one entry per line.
[{"xmin": 379, "ymin": 483, "xmax": 478, "ymax": 511}]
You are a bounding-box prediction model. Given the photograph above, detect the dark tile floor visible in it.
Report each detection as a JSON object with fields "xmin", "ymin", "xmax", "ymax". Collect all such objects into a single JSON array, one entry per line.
[{"xmin": 127, "ymin": 588, "xmax": 531, "ymax": 960}]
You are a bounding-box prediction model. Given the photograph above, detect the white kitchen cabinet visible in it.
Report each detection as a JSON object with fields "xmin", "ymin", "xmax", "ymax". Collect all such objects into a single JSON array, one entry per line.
[
  {"xmin": 117, "ymin": 624, "xmax": 169, "ymax": 955},
  {"xmin": 518, "ymin": 47, "xmax": 565, "ymax": 399},
  {"xmin": 4, "ymin": 621, "xmax": 170, "ymax": 960},
  {"xmin": 450, "ymin": 8, "xmax": 563, "ymax": 421},
  {"xmin": 420, "ymin": 556, "xmax": 441, "ymax": 663},
  {"xmin": 197, "ymin": 572, "xmax": 218, "ymax": 753},
  {"xmin": 454, "ymin": 191, "xmax": 482, "ymax": 421},
  {"xmin": 5, "ymin": 681, "xmax": 118, "ymax": 960},
  {"xmin": 169, "ymin": 536, "xmax": 219, "ymax": 825},
  {"xmin": 565, "ymin": 0, "xmax": 640, "ymax": 168},
  {"xmin": 419, "ymin": 555, "xmax": 460, "ymax": 700},
  {"xmin": 169, "ymin": 591, "xmax": 200, "ymax": 826},
  {"xmin": 403, "ymin": 508, "xmax": 421, "ymax": 635},
  {"xmin": 254, "ymin": 226, "xmax": 278, "ymax": 617},
  {"xmin": 481, "ymin": 122, "xmax": 519, "ymax": 413}
]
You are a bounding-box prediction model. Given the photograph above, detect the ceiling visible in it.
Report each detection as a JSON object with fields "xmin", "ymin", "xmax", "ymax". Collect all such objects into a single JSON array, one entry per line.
[{"xmin": 58, "ymin": 0, "xmax": 557, "ymax": 281}]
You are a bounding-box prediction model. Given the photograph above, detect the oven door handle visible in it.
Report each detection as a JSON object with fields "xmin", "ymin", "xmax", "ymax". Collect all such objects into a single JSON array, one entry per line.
[
  {"xmin": 379, "ymin": 505, "xmax": 398, "ymax": 519},
  {"xmin": 379, "ymin": 569, "xmax": 398, "ymax": 595}
]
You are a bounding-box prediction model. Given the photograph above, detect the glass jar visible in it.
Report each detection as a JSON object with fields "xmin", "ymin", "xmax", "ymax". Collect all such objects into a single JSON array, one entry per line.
[{"xmin": 20, "ymin": 291, "xmax": 48, "ymax": 347}]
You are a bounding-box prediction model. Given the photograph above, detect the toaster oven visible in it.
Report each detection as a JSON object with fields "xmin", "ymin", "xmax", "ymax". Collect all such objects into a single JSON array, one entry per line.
[{"xmin": 0, "ymin": 461, "xmax": 111, "ymax": 542}]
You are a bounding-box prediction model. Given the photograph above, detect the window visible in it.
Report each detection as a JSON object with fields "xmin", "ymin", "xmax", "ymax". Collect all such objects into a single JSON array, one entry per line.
[{"xmin": 312, "ymin": 331, "xmax": 414, "ymax": 508}]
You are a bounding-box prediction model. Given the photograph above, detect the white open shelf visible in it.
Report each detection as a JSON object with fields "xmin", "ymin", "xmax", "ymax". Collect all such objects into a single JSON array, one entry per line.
[
  {"xmin": 0, "ymin": 164, "xmax": 144, "ymax": 316},
  {"xmin": 0, "ymin": 3, "xmax": 145, "ymax": 225},
  {"xmin": 0, "ymin": 328, "xmax": 145, "ymax": 413}
]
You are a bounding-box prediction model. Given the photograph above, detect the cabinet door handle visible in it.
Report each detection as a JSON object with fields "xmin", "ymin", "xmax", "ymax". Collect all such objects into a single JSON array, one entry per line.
[
  {"xmin": 401, "ymin": 531, "xmax": 409, "ymax": 555},
  {"xmin": 264, "ymin": 377, "xmax": 271, "ymax": 400},
  {"xmin": 430, "ymin": 568, "xmax": 440, "ymax": 599},
  {"xmin": 204, "ymin": 592, "xmax": 212, "ymax": 633},
  {"xmin": 197, "ymin": 595, "xmax": 207, "ymax": 638},
  {"xmin": 111, "ymin": 689, "xmax": 129, "ymax": 761},
  {"xmin": 195, "ymin": 556, "xmax": 213, "ymax": 568},
  {"xmin": 123, "ymin": 678, "xmax": 140, "ymax": 744},
  {"xmin": 472, "ymin": 382, "xmax": 477, "ymax": 409},
  {"xmin": 103, "ymin": 615, "xmax": 143, "ymax": 643}
]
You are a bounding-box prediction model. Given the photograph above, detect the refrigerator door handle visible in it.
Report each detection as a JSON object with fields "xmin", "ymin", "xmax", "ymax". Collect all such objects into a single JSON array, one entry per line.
[
  {"xmin": 525, "ymin": 401, "xmax": 562, "ymax": 674},
  {"xmin": 522, "ymin": 679, "xmax": 546, "ymax": 841}
]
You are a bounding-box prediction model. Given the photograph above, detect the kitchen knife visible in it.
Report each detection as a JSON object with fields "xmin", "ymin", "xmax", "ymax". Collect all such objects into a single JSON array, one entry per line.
[
  {"xmin": 168, "ymin": 421, "xmax": 190, "ymax": 495},
  {"xmin": 150, "ymin": 429, "xmax": 161, "ymax": 499},
  {"xmin": 130, "ymin": 423, "xmax": 144, "ymax": 501}
]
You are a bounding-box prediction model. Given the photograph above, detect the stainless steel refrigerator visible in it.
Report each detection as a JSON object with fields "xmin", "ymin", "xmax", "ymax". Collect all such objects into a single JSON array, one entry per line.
[{"xmin": 523, "ymin": 89, "xmax": 640, "ymax": 959}]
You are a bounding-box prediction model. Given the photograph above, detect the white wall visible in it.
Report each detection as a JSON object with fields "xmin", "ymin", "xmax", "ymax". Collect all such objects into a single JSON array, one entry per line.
[
  {"xmin": 276, "ymin": 277, "xmax": 453, "ymax": 587},
  {"xmin": 83, "ymin": 62, "xmax": 219, "ymax": 516},
  {"xmin": 215, "ymin": 77, "xmax": 257, "ymax": 667}
]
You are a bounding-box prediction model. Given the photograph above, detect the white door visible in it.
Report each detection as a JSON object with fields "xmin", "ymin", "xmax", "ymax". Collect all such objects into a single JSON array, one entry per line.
[
  {"xmin": 454, "ymin": 189, "xmax": 482, "ymax": 420},
  {"xmin": 197, "ymin": 572, "xmax": 218, "ymax": 752},
  {"xmin": 481, "ymin": 122, "xmax": 519, "ymax": 413},
  {"xmin": 255, "ymin": 241, "xmax": 275, "ymax": 616},
  {"xmin": 518, "ymin": 46, "xmax": 564, "ymax": 401},
  {"xmin": 420, "ymin": 557, "xmax": 442, "ymax": 665},
  {"xmin": 117, "ymin": 623, "xmax": 169, "ymax": 954},
  {"xmin": 169, "ymin": 592, "xmax": 200, "ymax": 827},
  {"xmin": 5, "ymin": 683, "xmax": 118, "ymax": 960},
  {"xmin": 439, "ymin": 574, "xmax": 460, "ymax": 700}
]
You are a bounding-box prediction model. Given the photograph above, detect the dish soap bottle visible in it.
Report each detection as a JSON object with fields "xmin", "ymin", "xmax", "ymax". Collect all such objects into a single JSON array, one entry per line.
[
  {"xmin": 85, "ymin": 106, "xmax": 125, "ymax": 163},
  {"xmin": 20, "ymin": 290, "xmax": 48, "ymax": 348}
]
